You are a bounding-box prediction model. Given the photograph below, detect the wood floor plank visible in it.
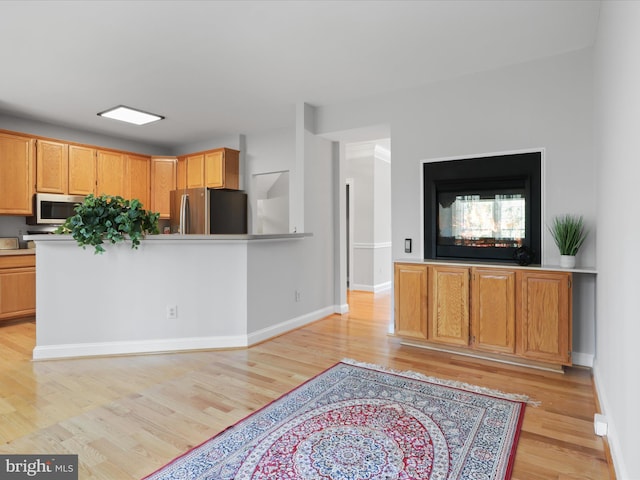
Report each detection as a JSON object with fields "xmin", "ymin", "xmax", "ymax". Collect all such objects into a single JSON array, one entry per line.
[{"xmin": 0, "ymin": 291, "xmax": 611, "ymax": 479}]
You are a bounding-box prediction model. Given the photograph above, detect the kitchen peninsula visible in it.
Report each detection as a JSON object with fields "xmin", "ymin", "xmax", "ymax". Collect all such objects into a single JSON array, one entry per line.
[{"xmin": 27, "ymin": 233, "xmax": 315, "ymax": 360}]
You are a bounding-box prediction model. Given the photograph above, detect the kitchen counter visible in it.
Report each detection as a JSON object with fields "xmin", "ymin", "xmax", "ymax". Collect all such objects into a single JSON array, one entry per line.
[
  {"xmin": 26, "ymin": 232, "xmax": 310, "ymax": 243},
  {"xmin": 0, "ymin": 249, "xmax": 35, "ymax": 256},
  {"xmin": 26, "ymin": 232, "xmax": 327, "ymax": 361}
]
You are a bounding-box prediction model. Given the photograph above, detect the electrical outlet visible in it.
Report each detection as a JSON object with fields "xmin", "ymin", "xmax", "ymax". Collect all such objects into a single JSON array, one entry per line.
[
  {"xmin": 594, "ymin": 413, "xmax": 608, "ymax": 436},
  {"xmin": 295, "ymin": 290, "xmax": 301, "ymax": 302},
  {"xmin": 166, "ymin": 305, "xmax": 178, "ymax": 319}
]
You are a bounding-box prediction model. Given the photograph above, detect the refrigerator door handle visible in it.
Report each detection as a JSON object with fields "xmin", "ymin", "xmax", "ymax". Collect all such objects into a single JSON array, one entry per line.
[
  {"xmin": 179, "ymin": 194, "xmax": 187, "ymax": 234},
  {"xmin": 184, "ymin": 194, "xmax": 191, "ymax": 234}
]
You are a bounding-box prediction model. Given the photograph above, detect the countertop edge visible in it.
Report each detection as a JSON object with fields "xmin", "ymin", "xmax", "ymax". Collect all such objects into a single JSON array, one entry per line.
[
  {"xmin": 394, "ymin": 257, "xmax": 597, "ymax": 274},
  {"xmin": 0, "ymin": 249, "xmax": 36, "ymax": 256},
  {"xmin": 24, "ymin": 233, "xmax": 312, "ymax": 242}
]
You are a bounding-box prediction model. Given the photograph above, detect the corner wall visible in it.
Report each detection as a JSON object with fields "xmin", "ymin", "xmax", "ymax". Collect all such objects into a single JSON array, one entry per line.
[
  {"xmin": 317, "ymin": 48, "xmax": 597, "ymax": 360},
  {"xmin": 593, "ymin": 2, "xmax": 640, "ymax": 478}
]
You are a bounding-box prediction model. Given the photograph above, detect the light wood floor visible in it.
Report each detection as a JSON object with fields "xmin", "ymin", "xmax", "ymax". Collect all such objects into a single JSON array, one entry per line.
[{"xmin": 0, "ymin": 291, "xmax": 611, "ymax": 479}]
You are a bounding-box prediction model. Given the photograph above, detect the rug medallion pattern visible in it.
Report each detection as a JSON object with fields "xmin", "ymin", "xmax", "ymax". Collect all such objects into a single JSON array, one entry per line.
[{"xmin": 144, "ymin": 361, "xmax": 526, "ymax": 480}]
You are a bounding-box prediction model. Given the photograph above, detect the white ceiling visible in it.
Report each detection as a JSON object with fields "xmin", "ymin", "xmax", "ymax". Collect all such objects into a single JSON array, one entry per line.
[{"xmin": 0, "ymin": 0, "xmax": 600, "ymax": 149}]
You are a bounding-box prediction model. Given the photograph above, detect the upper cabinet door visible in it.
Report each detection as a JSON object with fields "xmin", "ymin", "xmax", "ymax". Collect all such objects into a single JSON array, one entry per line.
[
  {"xmin": 0, "ymin": 132, "xmax": 34, "ymax": 215},
  {"xmin": 151, "ymin": 157, "xmax": 177, "ymax": 218},
  {"xmin": 68, "ymin": 145, "xmax": 96, "ymax": 196},
  {"xmin": 186, "ymin": 153, "xmax": 205, "ymax": 188},
  {"xmin": 36, "ymin": 139, "xmax": 68, "ymax": 194},
  {"xmin": 204, "ymin": 150, "xmax": 223, "ymax": 188},
  {"xmin": 176, "ymin": 157, "xmax": 187, "ymax": 191},
  {"xmin": 96, "ymin": 150, "xmax": 127, "ymax": 198},
  {"xmin": 206, "ymin": 148, "xmax": 239, "ymax": 189},
  {"xmin": 127, "ymin": 154, "xmax": 151, "ymax": 208}
]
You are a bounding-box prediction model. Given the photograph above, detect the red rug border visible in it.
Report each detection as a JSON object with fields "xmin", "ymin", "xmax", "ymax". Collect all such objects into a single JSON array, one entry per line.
[{"xmin": 142, "ymin": 360, "xmax": 527, "ymax": 479}]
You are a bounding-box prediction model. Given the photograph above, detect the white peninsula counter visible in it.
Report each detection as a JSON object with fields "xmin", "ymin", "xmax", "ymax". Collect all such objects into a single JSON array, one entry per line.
[{"xmin": 27, "ymin": 233, "xmax": 321, "ymax": 360}]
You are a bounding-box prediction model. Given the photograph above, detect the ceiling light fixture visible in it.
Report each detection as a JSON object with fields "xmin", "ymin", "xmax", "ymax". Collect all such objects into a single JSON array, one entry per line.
[{"xmin": 97, "ymin": 105, "xmax": 164, "ymax": 126}]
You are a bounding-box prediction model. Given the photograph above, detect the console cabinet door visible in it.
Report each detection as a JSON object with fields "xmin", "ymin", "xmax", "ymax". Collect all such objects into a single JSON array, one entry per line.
[
  {"xmin": 471, "ymin": 268, "xmax": 516, "ymax": 354},
  {"xmin": 68, "ymin": 145, "xmax": 96, "ymax": 195},
  {"xmin": 518, "ymin": 271, "xmax": 572, "ymax": 365},
  {"xmin": 428, "ymin": 266, "xmax": 469, "ymax": 346},
  {"xmin": 0, "ymin": 132, "xmax": 34, "ymax": 215},
  {"xmin": 394, "ymin": 263, "xmax": 428, "ymax": 340},
  {"xmin": 36, "ymin": 139, "xmax": 68, "ymax": 194}
]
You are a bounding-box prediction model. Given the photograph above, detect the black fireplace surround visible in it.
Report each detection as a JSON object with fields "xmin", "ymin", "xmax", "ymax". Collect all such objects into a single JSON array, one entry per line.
[{"xmin": 423, "ymin": 151, "xmax": 542, "ymax": 263}]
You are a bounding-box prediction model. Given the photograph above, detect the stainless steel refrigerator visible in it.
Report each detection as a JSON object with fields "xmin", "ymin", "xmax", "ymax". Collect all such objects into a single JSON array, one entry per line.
[{"xmin": 169, "ymin": 188, "xmax": 247, "ymax": 234}]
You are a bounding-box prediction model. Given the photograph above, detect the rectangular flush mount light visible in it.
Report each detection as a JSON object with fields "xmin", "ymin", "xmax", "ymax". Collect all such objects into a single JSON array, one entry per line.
[{"xmin": 97, "ymin": 105, "xmax": 164, "ymax": 125}]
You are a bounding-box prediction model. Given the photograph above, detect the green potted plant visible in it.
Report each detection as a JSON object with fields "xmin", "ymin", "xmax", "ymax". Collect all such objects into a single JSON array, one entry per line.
[
  {"xmin": 548, "ymin": 214, "xmax": 588, "ymax": 268},
  {"xmin": 56, "ymin": 194, "xmax": 160, "ymax": 254}
]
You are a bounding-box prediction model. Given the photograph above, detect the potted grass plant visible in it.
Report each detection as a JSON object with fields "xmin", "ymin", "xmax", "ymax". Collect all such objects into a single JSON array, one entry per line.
[
  {"xmin": 56, "ymin": 194, "xmax": 159, "ymax": 254},
  {"xmin": 549, "ymin": 214, "xmax": 588, "ymax": 268}
]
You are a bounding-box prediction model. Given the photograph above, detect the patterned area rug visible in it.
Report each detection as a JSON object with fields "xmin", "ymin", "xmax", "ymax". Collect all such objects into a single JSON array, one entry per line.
[{"xmin": 144, "ymin": 360, "xmax": 528, "ymax": 480}]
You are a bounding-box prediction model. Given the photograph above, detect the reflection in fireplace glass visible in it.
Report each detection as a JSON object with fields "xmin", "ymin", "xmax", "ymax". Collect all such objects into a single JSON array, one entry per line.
[{"xmin": 438, "ymin": 191, "xmax": 525, "ymax": 248}]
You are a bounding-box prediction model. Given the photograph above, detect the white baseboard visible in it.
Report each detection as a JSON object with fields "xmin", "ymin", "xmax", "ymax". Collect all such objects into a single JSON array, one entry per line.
[
  {"xmin": 336, "ymin": 303, "xmax": 350, "ymax": 314},
  {"xmin": 351, "ymin": 281, "xmax": 392, "ymax": 293},
  {"xmin": 33, "ymin": 334, "xmax": 248, "ymax": 361},
  {"xmin": 247, "ymin": 306, "xmax": 335, "ymax": 346},
  {"xmin": 33, "ymin": 306, "xmax": 338, "ymax": 360},
  {"xmin": 571, "ymin": 351, "xmax": 594, "ymax": 367},
  {"xmin": 593, "ymin": 361, "xmax": 626, "ymax": 480}
]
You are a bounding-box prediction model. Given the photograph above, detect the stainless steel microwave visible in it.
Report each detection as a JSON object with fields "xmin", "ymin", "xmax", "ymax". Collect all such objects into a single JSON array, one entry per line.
[{"xmin": 26, "ymin": 193, "xmax": 85, "ymax": 225}]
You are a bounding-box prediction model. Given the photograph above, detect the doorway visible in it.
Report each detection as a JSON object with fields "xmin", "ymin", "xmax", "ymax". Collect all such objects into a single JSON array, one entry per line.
[
  {"xmin": 344, "ymin": 139, "xmax": 391, "ymax": 293},
  {"xmin": 346, "ymin": 179, "xmax": 354, "ymax": 289}
]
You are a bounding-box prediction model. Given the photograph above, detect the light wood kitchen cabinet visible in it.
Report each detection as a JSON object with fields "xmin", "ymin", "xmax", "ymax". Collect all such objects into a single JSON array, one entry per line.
[
  {"xmin": 471, "ymin": 268, "xmax": 516, "ymax": 354},
  {"xmin": 0, "ymin": 254, "xmax": 36, "ymax": 321},
  {"xmin": 0, "ymin": 132, "xmax": 34, "ymax": 215},
  {"xmin": 186, "ymin": 153, "xmax": 205, "ymax": 188},
  {"xmin": 184, "ymin": 148, "xmax": 239, "ymax": 190},
  {"xmin": 126, "ymin": 154, "xmax": 151, "ymax": 208},
  {"xmin": 518, "ymin": 270, "xmax": 572, "ymax": 365},
  {"xmin": 428, "ymin": 265, "xmax": 469, "ymax": 346},
  {"xmin": 36, "ymin": 139, "xmax": 68, "ymax": 194},
  {"xmin": 37, "ymin": 140, "xmax": 97, "ymax": 196},
  {"xmin": 96, "ymin": 150, "xmax": 127, "ymax": 198},
  {"xmin": 176, "ymin": 157, "xmax": 187, "ymax": 190},
  {"xmin": 394, "ymin": 263, "xmax": 428, "ymax": 340},
  {"xmin": 68, "ymin": 145, "xmax": 96, "ymax": 195},
  {"xmin": 151, "ymin": 157, "xmax": 177, "ymax": 218},
  {"xmin": 205, "ymin": 148, "xmax": 239, "ymax": 189}
]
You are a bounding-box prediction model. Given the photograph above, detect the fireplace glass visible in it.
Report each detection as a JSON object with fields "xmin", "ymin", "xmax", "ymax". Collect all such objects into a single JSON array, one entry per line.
[{"xmin": 437, "ymin": 188, "xmax": 525, "ymax": 249}]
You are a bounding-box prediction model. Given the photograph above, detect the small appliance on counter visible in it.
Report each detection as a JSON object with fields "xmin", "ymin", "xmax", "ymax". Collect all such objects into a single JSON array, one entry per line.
[
  {"xmin": 0, "ymin": 238, "xmax": 19, "ymax": 250},
  {"xmin": 169, "ymin": 188, "xmax": 248, "ymax": 234}
]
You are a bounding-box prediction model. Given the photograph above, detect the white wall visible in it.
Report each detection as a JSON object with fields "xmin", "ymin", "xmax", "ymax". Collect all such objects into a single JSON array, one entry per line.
[
  {"xmin": 244, "ymin": 127, "xmax": 295, "ymax": 233},
  {"xmin": 593, "ymin": 2, "xmax": 640, "ymax": 478},
  {"xmin": 0, "ymin": 112, "xmax": 165, "ymax": 155},
  {"xmin": 345, "ymin": 141, "xmax": 392, "ymax": 292},
  {"xmin": 317, "ymin": 49, "xmax": 596, "ymax": 267},
  {"xmin": 317, "ymin": 49, "xmax": 597, "ymax": 360}
]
